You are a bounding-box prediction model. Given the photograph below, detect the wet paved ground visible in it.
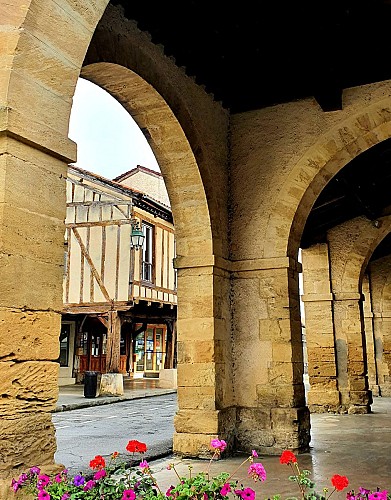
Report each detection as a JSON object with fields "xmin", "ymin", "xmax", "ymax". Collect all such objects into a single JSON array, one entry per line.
[
  {"xmin": 57, "ymin": 382, "xmax": 391, "ymax": 498},
  {"xmin": 142, "ymin": 397, "xmax": 391, "ymax": 499}
]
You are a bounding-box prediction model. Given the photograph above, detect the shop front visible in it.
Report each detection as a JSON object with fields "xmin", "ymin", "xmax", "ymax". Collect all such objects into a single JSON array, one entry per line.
[{"xmin": 133, "ymin": 324, "xmax": 166, "ymax": 378}]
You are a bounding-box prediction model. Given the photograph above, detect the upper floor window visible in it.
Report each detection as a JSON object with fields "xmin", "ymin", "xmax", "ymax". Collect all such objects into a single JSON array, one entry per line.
[{"xmin": 142, "ymin": 223, "xmax": 153, "ymax": 282}]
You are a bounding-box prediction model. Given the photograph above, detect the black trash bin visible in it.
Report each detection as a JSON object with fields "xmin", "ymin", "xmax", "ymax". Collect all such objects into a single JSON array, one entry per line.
[{"xmin": 84, "ymin": 371, "xmax": 98, "ymax": 398}]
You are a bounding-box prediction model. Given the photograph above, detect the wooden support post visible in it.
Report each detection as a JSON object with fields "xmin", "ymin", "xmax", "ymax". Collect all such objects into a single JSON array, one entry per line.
[
  {"xmin": 165, "ymin": 320, "xmax": 177, "ymax": 369},
  {"xmin": 106, "ymin": 310, "xmax": 121, "ymax": 373}
]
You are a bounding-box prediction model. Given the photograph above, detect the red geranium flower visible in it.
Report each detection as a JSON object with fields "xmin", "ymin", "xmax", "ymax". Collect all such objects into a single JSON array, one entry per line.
[
  {"xmin": 279, "ymin": 450, "xmax": 297, "ymax": 464},
  {"xmin": 331, "ymin": 474, "xmax": 349, "ymax": 491},
  {"xmin": 126, "ymin": 440, "xmax": 147, "ymax": 454},
  {"xmin": 89, "ymin": 455, "xmax": 106, "ymax": 470}
]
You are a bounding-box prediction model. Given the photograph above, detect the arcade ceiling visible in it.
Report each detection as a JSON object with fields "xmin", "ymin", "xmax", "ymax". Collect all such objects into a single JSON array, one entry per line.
[{"xmin": 109, "ymin": 0, "xmax": 391, "ymax": 260}]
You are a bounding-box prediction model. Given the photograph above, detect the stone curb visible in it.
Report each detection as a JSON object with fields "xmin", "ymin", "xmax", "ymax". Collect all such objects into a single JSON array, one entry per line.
[{"xmin": 53, "ymin": 389, "xmax": 177, "ymax": 413}]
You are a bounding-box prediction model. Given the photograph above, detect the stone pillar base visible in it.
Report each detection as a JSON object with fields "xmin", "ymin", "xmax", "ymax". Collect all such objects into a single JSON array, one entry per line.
[
  {"xmin": 307, "ymin": 388, "xmax": 341, "ymax": 413},
  {"xmin": 99, "ymin": 373, "xmax": 124, "ymax": 396},
  {"xmin": 235, "ymin": 405, "xmax": 310, "ymax": 454},
  {"xmin": 379, "ymin": 384, "xmax": 391, "ymax": 397},
  {"xmin": 173, "ymin": 432, "xmax": 219, "ymax": 458},
  {"xmin": 158, "ymin": 369, "xmax": 177, "ymax": 389},
  {"xmin": 370, "ymin": 385, "xmax": 381, "ymax": 397}
]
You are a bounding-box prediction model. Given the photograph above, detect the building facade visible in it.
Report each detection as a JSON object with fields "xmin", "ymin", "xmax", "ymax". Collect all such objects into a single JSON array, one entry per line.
[{"xmin": 60, "ymin": 165, "xmax": 177, "ymax": 385}]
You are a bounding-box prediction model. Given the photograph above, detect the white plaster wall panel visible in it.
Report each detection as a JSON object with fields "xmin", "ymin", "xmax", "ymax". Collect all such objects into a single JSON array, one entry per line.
[
  {"xmin": 104, "ymin": 224, "xmax": 118, "ymax": 298},
  {"xmin": 77, "ymin": 205, "xmax": 88, "ymax": 223},
  {"xmin": 117, "ymin": 224, "xmax": 131, "ymax": 301},
  {"xmin": 88, "ymin": 205, "xmax": 100, "ymax": 222},
  {"xmin": 84, "ymin": 188, "xmax": 94, "ymax": 202},
  {"xmin": 73, "ymin": 184, "xmax": 84, "ymax": 202},
  {"xmin": 82, "ymin": 260, "xmax": 91, "ymax": 303},
  {"xmin": 68, "ymin": 229, "xmax": 81, "ymax": 303},
  {"xmin": 155, "ymin": 227, "xmax": 163, "ymax": 288}
]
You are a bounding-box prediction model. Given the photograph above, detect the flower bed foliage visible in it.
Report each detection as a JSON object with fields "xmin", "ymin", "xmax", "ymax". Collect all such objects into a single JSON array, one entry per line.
[{"xmin": 11, "ymin": 438, "xmax": 388, "ymax": 500}]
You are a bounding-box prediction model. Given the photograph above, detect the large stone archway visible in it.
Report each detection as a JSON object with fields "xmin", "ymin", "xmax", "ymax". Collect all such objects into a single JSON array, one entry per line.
[
  {"xmin": 81, "ymin": 3, "xmax": 235, "ymax": 455},
  {"xmin": 0, "ymin": 0, "xmax": 231, "ymax": 493},
  {"xmin": 229, "ymin": 84, "xmax": 391, "ymax": 452},
  {"xmin": 302, "ymin": 216, "xmax": 391, "ymax": 412}
]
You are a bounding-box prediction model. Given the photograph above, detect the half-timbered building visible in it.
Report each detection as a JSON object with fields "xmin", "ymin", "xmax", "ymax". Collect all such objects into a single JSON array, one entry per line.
[{"xmin": 59, "ymin": 165, "xmax": 177, "ymax": 386}]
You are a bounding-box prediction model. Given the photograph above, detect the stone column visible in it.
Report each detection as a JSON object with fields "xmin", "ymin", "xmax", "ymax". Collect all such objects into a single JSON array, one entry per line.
[
  {"xmin": 332, "ymin": 293, "xmax": 371, "ymax": 413},
  {"xmin": 301, "ymin": 244, "xmax": 340, "ymax": 412},
  {"xmin": 362, "ymin": 274, "xmax": 379, "ymax": 396},
  {"xmin": 173, "ymin": 256, "xmax": 235, "ymax": 457},
  {"xmin": 372, "ymin": 313, "xmax": 391, "ymax": 396},
  {"xmin": 369, "ymin": 257, "xmax": 391, "ymax": 396},
  {"xmin": 231, "ymin": 256, "xmax": 310, "ymax": 454},
  {"xmin": 0, "ymin": 116, "xmax": 75, "ymax": 496}
]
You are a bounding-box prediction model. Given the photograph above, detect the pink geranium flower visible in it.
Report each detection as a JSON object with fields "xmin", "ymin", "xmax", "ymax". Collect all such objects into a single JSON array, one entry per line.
[
  {"xmin": 248, "ymin": 462, "xmax": 267, "ymax": 482},
  {"xmin": 140, "ymin": 460, "xmax": 150, "ymax": 471},
  {"xmin": 210, "ymin": 439, "xmax": 227, "ymax": 452}
]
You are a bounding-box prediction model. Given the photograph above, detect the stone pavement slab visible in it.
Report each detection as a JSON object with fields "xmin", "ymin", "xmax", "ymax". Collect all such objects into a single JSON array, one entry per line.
[{"xmin": 55, "ymin": 378, "xmax": 176, "ymax": 412}]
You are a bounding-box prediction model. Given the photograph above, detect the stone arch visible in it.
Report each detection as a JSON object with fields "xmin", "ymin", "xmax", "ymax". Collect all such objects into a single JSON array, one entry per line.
[
  {"xmin": 1, "ymin": 0, "xmax": 236, "ymax": 483},
  {"xmin": 367, "ymin": 236, "xmax": 391, "ymax": 396},
  {"xmin": 328, "ymin": 216, "xmax": 391, "ymax": 295},
  {"xmin": 80, "ymin": 6, "xmax": 234, "ymax": 456},
  {"xmin": 84, "ymin": 4, "xmax": 230, "ymax": 258},
  {"xmin": 302, "ymin": 215, "xmax": 391, "ymax": 412},
  {"xmin": 80, "ymin": 63, "xmax": 212, "ymax": 258},
  {"xmin": 262, "ymin": 98, "xmax": 391, "ymax": 259},
  {"xmin": 328, "ymin": 216, "xmax": 391, "ymax": 406}
]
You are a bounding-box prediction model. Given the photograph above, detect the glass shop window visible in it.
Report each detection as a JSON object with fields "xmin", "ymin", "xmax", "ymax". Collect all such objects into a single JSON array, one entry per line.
[
  {"xmin": 58, "ymin": 324, "xmax": 70, "ymax": 367},
  {"xmin": 142, "ymin": 223, "xmax": 153, "ymax": 282}
]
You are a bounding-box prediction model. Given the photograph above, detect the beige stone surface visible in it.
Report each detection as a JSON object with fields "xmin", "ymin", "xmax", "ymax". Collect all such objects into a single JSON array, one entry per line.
[
  {"xmin": 0, "ymin": 361, "xmax": 58, "ymax": 414},
  {"xmin": 0, "ymin": 309, "xmax": 60, "ymax": 360}
]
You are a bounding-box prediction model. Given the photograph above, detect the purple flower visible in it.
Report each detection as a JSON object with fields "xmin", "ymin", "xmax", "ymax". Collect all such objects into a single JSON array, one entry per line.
[
  {"xmin": 73, "ymin": 474, "xmax": 85, "ymax": 486},
  {"xmin": 61, "ymin": 494, "xmax": 70, "ymax": 500},
  {"xmin": 359, "ymin": 488, "xmax": 371, "ymax": 496},
  {"xmin": 166, "ymin": 486, "xmax": 174, "ymax": 497},
  {"xmin": 37, "ymin": 475, "xmax": 51, "ymax": 488},
  {"xmin": 30, "ymin": 466, "xmax": 41, "ymax": 475},
  {"xmin": 11, "ymin": 479, "xmax": 21, "ymax": 492}
]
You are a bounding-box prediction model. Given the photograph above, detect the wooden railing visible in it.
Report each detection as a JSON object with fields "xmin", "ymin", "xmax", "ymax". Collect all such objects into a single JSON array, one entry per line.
[{"xmin": 77, "ymin": 355, "xmax": 127, "ymax": 374}]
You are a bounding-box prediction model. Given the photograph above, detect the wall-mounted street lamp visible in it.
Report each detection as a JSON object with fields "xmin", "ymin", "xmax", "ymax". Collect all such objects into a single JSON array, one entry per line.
[{"xmin": 130, "ymin": 220, "xmax": 145, "ymax": 250}]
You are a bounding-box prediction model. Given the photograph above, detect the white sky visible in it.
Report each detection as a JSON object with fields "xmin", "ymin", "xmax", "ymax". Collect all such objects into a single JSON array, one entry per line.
[{"xmin": 68, "ymin": 78, "xmax": 160, "ymax": 179}]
